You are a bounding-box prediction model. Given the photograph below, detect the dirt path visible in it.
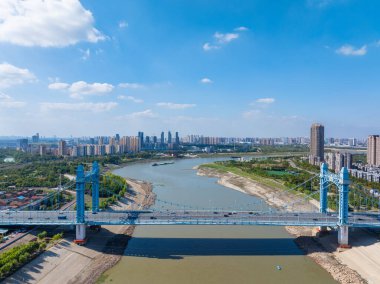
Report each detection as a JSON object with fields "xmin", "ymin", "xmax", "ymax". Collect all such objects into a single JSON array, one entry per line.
[
  {"xmin": 5, "ymin": 179, "xmax": 155, "ymax": 284},
  {"xmin": 197, "ymin": 166, "xmax": 369, "ymax": 284}
]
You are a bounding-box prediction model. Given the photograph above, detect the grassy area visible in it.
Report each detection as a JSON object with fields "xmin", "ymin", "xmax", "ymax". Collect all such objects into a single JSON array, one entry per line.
[
  {"xmin": 0, "ymin": 231, "xmax": 63, "ymax": 279},
  {"xmin": 200, "ymin": 163, "xmax": 288, "ymax": 190},
  {"xmin": 266, "ymin": 170, "xmax": 291, "ymax": 176},
  {"xmin": 199, "ymin": 158, "xmax": 327, "ymax": 208}
]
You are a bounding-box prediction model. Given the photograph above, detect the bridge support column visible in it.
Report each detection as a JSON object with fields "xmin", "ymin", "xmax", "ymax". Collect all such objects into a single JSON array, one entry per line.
[
  {"xmin": 338, "ymin": 225, "xmax": 349, "ymax": 246},
  {"xmin": 75, "ymin": 224, "xmax": 86, "ymax": 244},
  {"xmin": 91, "ymin": 161, "xmax": 99, "ymax": 213},
  {"xmin": 338, "ymin": 167, "xmax": 350, "ymax": 247},
  {"xmin": 319, "ymin": 163, "xmax": 329, "ymax": 232}
]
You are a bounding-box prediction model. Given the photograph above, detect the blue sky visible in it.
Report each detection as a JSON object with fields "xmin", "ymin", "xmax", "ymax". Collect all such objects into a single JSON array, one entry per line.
[{"xmin": 0, "ymin": 0, "xmax": 379, "ymax": 138}]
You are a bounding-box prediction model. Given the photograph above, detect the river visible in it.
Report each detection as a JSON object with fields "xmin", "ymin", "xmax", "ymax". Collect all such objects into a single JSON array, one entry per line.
[{"xmin": 99, "ymin": 157, "xmax": 336, "ymax": 283}]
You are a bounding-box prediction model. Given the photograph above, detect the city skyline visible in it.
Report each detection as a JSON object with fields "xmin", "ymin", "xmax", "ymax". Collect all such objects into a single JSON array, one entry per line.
[{"xmin": 1, "ymin": 0, "xmax": 380, "ymax": 137}]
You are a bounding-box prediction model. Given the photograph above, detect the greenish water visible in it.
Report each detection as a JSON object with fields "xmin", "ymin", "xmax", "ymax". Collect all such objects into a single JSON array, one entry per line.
[{"xmin": 100, "ymin": 158, "xmax": 336, "ymax": 284}]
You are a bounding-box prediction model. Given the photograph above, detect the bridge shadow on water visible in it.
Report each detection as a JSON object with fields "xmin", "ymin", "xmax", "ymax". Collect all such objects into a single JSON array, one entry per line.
[{"xmin": 119, "ymin": 237, "xmax": 304, "ymax": 260}]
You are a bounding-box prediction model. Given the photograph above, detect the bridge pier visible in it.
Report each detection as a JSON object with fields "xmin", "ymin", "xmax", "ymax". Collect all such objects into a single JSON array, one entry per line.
[
  {"xmin": 75, "ymin": 224, "xmax": 86, "ymax": 244},
  {"xmin": 338, "ymin": 167, "xmax": 350, "ymax": 247},
  {"xmin": 338, "ymin": 225, "xmax": 349, "ymax": 246}
]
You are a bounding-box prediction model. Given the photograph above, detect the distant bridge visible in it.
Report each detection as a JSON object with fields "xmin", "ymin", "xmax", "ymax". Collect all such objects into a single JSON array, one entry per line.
[{"xmin": 1, "ymin": 161, "xmax": 380, "ymax": 246}]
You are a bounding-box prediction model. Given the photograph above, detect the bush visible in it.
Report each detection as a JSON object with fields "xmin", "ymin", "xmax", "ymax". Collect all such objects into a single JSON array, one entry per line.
[
  {"xmin": 0, "ymin": 241, "xmax": 40, "ymax": 278},
  {"xmin": 18, "ymin": 254, "xmax": 28, "ymax": 263},
  {"xmin": 52, "ymin": 232, "xmax": 63, "ymax": 241},
  {"xmin": 37, "ymin": 231, "xmax": 47, "ymax": 240},
  {"xmin": 39, "ymin": 242, "xmax": 46, "ymax": 250}
]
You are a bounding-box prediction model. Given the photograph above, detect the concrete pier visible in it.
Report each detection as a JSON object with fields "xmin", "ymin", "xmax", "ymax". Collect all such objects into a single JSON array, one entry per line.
[
  {"xmin": 75, "ymin": 224, "xmax": 86, "ymax": 243},
  {"xmin": 338, "ymin": 225, "xmax": 349, "ymax": 246}
]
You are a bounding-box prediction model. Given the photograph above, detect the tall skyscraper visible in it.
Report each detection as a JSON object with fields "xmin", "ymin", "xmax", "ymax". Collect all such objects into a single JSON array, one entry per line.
[
  {"xmin": 161, "ymin": 132, "xmax": 165, "ymax": 144},
  {"xmin": 138, "ymin": 131, "xmax": 144, "ymax": 148},
  {"xmin": 18, "ymin": 139, "xmax": 28, "ymax": 152},
  {"xmin": 175, "ymin": 132, "xmax": 180, "ymax": 144},
  {"xmin": 58, "ymin": 140, "xmax": 67, "ymax": 156},
  {"xmin": 168, "ymin": 131, "xmax": 172, "ymax": 144},
  {"xmin": 367, "ymin": 135, "xmax": 380, "ymax": 166},
  {"xmin": 309, "ymin": 123, "xmax": 324, "ymax": 165}
]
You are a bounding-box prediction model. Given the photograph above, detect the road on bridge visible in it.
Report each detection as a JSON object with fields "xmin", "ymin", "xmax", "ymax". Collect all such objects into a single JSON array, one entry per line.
[{"xmin": 0, "ymin": 210, "xmax": 379, "ymax": 228}]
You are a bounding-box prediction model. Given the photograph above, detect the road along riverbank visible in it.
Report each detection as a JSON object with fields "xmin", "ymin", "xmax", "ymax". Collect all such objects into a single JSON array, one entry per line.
[
  {"xmin": 196, "ymin": 166, "xmax": 368, "ymax": 284},
  {"xmin": 5, "ymin": 178, "xmax": 155, "ymax": 284}
]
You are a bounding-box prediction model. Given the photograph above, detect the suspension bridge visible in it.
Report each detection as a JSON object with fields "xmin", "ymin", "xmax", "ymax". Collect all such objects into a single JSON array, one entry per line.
[{"xmin": 1, "ymin": 161, "xmax": 380, "ymax": 246}]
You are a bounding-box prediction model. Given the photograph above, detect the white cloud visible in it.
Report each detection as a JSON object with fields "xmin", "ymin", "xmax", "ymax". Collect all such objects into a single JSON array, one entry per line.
[
  {"xmin": 203, "ymin": 42, "xmax": 220, "ymax": 51},
  {"xmin": 0, "ymin": 0, "xmax": 105, "ymax": 47},
  {"xmin": 214, "ymin": 32, "xmax": 239, "ymax": 44},
  {"xmin": 200, "ymin": 78, "xmax": 213, "ymax": 84},
  {"xmin": 48, "ymin": 82, "xmax": 70, "ymax": 90},
  {"xmin": 40, "ymin": 102, "xmax": 118, "ymax": 112},
  {"xmin": 255, "ymin": 98, "xmax": 275, "ymax": 104},
  {"xmin": 157, "ymin": 102, "xmax": 196, "ymax": 110},
  {"xmin": 48, "ymin": 81, "xmax": 114, "ymax": 99},
  {"xmin": 234, "ymin": 26, "xmax": 249, "ymax": 32},
  {"xmin": 336, "ymin": 45, "xmax": 367, "ymax": 56},
  {"xmin": 0, "ymin": 62, "xmax": 36, "ymax": 88},
  {"xmin": 80, "ymin": 48, "xmax": 91, "ymax": 60},
  {"xmin": 203, "ymin": 30, "xmax": 241, "ymax": 51},
  {"xmin": 117, "ymin": 95, "xmax": 144, "ymax": 103},
  {"xmin": 119, "ymin": 21, "xmax": 128, "ymax": 29},
  {"xmin": 0, "ymin": 92, "xmax": 26, "ymax": 108},
  {"xmin": 118, "ymin": 83, "xmax": 145, "ymax": 89},
  {"xmin": 69, "ymin": 81, "xmax": 114, "ymax": 99},
  {"xmin": 118, "ymin": 109, "xmax": 156, "ymax": 119}
]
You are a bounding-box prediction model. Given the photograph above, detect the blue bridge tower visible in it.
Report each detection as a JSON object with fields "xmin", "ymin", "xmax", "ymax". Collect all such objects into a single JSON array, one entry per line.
[
  {"xmin": 319, "ymin": 163, "xmax": 350, "ymax": 246},
  {"xmin": 75, "ymin": 161, "xmax": 100, "ymax": 243}
]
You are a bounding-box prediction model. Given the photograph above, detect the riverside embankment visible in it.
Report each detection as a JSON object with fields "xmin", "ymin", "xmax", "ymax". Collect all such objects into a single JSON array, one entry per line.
[
  {"xmin": 196, "ymin": 166, "xmax": 371, "ymax": 284},
  {"xmin": 5, "ymin": 178, "xmax": 154, "ymax": 284}
]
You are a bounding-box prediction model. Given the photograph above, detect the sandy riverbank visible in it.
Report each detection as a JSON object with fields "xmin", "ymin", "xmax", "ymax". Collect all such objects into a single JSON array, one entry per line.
[
  {"xmin": 6, "ymin": 178, "xmax": 155, "ymax": 284},
  {"xmin": 196, "ymin": 166, "xmax": 370, "ymax": 284}
]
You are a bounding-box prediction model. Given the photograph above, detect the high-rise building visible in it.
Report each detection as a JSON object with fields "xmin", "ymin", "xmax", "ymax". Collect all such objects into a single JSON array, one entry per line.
[
  {"xmin": 335, "ymin": 152, "xmax": 344, "ymax": 173},
  {"xmin": 161, "ymin": 132, "xmax": 165, "ymax": 144},
  {"xmin": 58, "ymin": 140, "xmax": 67, "ymax": 156},
  {"xmin": 309, "ymin": 123, "xmax": 324, "ymax": 165},
  {"xmin": 138, "ymin": 132, "xmax": 144, "ymax": 148},
  {"xmin": 367, "ymin": 135, "xmax": 380, "ymax": 166},
  {"xmin": 18, "ymin": 139, "xmax": 28, "ymax": 152},
  {"xmin": 168, "ymin": 131, "xmax": 172, "ymax": 144},
  {"xmin": 39, "ymin": 144, "xmax": 46, "ymax": 156},
  {"xmin": 175, "ymin": 132, "xmax": 180, "ymax": 144},
  {"xmin": 32, "ymin": 133, "xmax": 39, "ymax": 143},
  {"xmin": 345, "ymin": 152, "xmax": 352, "ymax": 169}
]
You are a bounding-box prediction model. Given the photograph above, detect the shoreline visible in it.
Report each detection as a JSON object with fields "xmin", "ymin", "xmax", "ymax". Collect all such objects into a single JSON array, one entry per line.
[
  {"xmin": 6, "ymin": 178, "xmax": 155, "ymax": 284},
  {"xmin": 196, "ymin": 166, "xmax": 367, "ymax": 284},
  {"xmin": 70, "ymin": 178, "xmax": 156, "ymax": 284}
]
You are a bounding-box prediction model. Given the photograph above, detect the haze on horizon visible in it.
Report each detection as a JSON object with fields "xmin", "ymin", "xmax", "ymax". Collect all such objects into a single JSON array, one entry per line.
[{"xmin": 0, "ymin": 0, "xmax": 379, "ymax": 138}]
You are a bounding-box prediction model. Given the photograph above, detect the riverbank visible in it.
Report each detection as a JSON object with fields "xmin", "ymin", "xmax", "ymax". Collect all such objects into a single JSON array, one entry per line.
[
  {"xmin": 5, "ymin": 178, "xmax": 155, "ymax": 284},
  {"xmin": 196, "ymin": 166, "xmax": 368, "ymax": 284}
]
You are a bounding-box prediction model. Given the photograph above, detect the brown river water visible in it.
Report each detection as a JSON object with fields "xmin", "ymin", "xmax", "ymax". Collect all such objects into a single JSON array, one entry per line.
[{"xmin": 99, "ymin": 157, "xmax": 336, "ymax": 284}]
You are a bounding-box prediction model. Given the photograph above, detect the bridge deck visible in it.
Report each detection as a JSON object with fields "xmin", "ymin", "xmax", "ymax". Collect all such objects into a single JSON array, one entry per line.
[{"xmin": 0, "ymin": 210, "xmax": 379, "ymax": 228}]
